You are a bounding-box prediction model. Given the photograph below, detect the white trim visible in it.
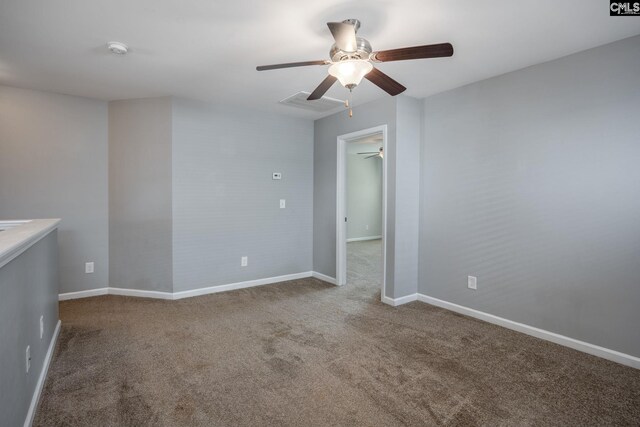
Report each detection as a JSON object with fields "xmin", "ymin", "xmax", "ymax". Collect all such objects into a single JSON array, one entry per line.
[
  {"xmin": 58, "ymin": 272, "xmax": 318, "ymax": 301},
  {"xmin": 109, "ymin": 287, "xmax": 174, "ymax": 299},
  {"xmin": 336, "ymin": 125, "xmax": 388, "ymax": 301},
  {"xmin": 24, "ymin": 320, "xmax": 61, "ymax": 427},
  {"xmin": 346, "ymin": 235, "xmax": 382, "ymax": 243},
  {"xmin": 0, "ymin": 219, "xmax": 60, "ymax": 270},
  {"xmin": 58, "ymin": 287, "xmax": 108, "ymax": 301},
  {"xmin": 382, "ymin": 293, "xmax": 418, "ymax": 307},
  {"xmin": 417, "ymin": 294, "xmax": 640, "ymax": 369},
  {"xmin": 172, "ymin": 272, "xmax": 312, "ymax": 300},
  {"xmin": 311, "ymin": 271, "xmax": 337, "ymax": 285},
  {"xmin": 336, "ymin": 135, "xmax": 347, "ymax": 286}
]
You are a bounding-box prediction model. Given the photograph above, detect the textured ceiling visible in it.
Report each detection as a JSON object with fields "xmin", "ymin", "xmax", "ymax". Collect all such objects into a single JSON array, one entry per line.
[{"xmin": 0, "ymin": 0, "xmax": 638, "ymax": 119}]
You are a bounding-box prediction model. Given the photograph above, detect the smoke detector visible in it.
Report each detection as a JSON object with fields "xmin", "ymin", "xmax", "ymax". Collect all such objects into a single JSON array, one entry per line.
[{"xmin": 107, "ymin": 41, "xmax": 128, "ymax": 55}]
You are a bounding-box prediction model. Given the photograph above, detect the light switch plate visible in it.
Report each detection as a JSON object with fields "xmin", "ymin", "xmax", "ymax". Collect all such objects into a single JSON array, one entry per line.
[
  {"xmin": 279, "ymin": 199, "xmax": 286, "ymax": 209},
  {"xmin": 468, "ymin": 276, "xmax": 477, "ymax": 290},
  {"xmin": 85, "ymin": 262, "xmax": 94, "ymax": 274}
]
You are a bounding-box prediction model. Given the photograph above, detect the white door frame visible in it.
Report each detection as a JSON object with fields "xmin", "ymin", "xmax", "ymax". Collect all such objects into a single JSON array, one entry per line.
[{"xmin": 336, "ymin": 124, "xmax": 388, "ymax": 301}]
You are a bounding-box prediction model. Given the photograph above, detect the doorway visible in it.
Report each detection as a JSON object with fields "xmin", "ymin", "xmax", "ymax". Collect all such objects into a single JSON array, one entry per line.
[{"xmin": 336, "ymin": 125, "xmax": 387, "ymax": 301}]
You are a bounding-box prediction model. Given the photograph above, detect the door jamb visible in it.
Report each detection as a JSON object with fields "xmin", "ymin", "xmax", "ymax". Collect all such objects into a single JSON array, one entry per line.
[{"xmin": 336, "ymin": 124, "xmax": 388, "ymax": 301}]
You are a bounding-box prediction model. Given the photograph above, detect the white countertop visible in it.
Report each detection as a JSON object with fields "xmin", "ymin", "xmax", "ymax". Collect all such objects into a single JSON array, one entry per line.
[{"xmin": 0, "ymin": 219, "xmax": 61, "ymax": 269}]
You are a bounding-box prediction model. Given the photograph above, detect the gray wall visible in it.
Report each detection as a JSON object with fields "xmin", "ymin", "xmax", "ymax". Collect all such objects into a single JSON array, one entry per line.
[
  {"xmin": 419, "ymin": 35, "xmax": 640, "ymax": 357},
  {"xmin": 109, "ymin": 98, "xmax": 173, "ymax": 292},
  {"xmin": 393, "ymin": 96, "xmax": 422, "ymax": 298},
  {"xmin": 0, "ymin": 231, "xmax": 59, "ymax": 426},
  {"xmin": 171, "ymin": 98, "xmax": 314, "ymax": 292},
  {"xmin": 313, "ymin": 97, "xmax": 398, "ymax": 297},
  {"xmin": 347, "ymin": 143, "xmax": 382, "ymax": 240},
  {"xmin": 0, "ymin": 85, "xmax": 108, "ymax": 293},
  {"xmin": 314, "ymin": 95, "xmax": 423, "ymax": 299}
]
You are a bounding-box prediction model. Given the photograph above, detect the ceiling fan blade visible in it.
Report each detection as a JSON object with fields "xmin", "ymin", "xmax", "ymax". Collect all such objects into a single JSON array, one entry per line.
[
  {"xmin": 365, "ymin": 154, "xmax": 379, "ymax": 159},
  {"xmin": 307, "ymin": 75, "xmax": 338, "ymax": 100},
  {"xmin": 371, "ymin": 43, "xmax": 454, "ymax": 62},
  {"xmin": 365, "ymin": 68, "xmax": 406, "ymax": 96},
  {"xmin": 256, "ymin": 60, "xmax": 327, "ymax": 71},
  {"xmin": 327, "ymin": 22, "xmax": 358, "ymax": 52}
]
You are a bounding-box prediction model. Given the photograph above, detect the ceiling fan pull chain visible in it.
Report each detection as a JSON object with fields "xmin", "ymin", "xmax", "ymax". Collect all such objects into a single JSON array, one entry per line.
[{"xmin": 348, "ymin": 89, "xmax": 353, "ymax": 118}]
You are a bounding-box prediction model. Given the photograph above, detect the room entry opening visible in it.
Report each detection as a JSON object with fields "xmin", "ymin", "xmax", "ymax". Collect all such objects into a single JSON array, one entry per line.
[{"xmin": 336, "ymin": 125, "xmax": 387, "ymax": 301}]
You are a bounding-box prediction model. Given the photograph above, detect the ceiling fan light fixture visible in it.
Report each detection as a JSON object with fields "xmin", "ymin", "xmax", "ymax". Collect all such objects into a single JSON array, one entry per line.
[{"xmin": 328, "ymin": 60, "xmax": 373, "ymax": 89}]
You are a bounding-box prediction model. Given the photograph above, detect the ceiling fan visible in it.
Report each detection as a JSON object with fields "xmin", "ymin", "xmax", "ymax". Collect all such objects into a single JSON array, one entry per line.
[
  {"xmin": 256, "ymin": 19, "xmax": 454, "ymax": 110},
  {"xmin": 358, "ymin": 147, "xmax": 384, "ymax": 159}
]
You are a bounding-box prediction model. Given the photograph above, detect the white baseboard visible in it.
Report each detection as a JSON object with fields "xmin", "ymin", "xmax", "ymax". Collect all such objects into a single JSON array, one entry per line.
[
  {"xmin": 56, "ymin": 279, "xmax": 639, "ymax": 369},
  {"xmin": 59, "ymin": 272, "xmax": 322, "ymax": 301},
  {"xmin": 172, "ymin": 272, "xmax": 313, "ymax": 300},
  {"xmin": 381, "ymin": 293, "xmax": 418, "ymax": 307},
  {"xmin": 108, "ymin": 287, "xmax": 174, "ymax": 299},
  {"xmin": 311, "ymin": 271, "xmax": 337, "ymax": 285},
  {"xmin": 58, "ymin": 287, "xmax": 108, "ymax": 301},
  {"xmin": 24, "ymin": 320, "xmax": 61, "ymax": 427},
  {"xmin": 417, "ymin": 294, "xmax": 640, "ymax": 370},
  {"xmin": 347, "ymin": 235, "xmax": 382, "ymax": 243}
]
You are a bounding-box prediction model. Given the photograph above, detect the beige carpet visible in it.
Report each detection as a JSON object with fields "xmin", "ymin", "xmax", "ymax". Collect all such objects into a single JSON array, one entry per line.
[{"xmin": 35, "ymin": 241, "xmax": 640, "ymax": 426}]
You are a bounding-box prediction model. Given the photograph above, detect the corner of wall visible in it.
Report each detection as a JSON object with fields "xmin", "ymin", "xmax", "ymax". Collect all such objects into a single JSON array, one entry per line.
[{"xmin": 391, "ymin": 95, "xmax": 422, "ymax": 299}]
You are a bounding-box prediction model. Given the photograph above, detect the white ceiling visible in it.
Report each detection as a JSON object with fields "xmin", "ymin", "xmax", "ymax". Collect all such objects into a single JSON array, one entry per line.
[{"xmin": 1, "ymin": 1, "xmax": 638, "ymax": 119}]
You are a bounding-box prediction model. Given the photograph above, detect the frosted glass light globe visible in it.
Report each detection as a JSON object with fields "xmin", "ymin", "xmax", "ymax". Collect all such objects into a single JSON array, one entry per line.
[{"xmin": 328, "ymin": 60, "xmax": 373, "ymax": 88}]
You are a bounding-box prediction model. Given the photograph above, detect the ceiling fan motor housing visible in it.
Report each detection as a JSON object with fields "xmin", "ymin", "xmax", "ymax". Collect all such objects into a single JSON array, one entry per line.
[
  {"xmin": 329, "ymin": 19, "xmax": 372, "ymax": 62},
  {"xmin": 330, "ymin": 37, "xmax": 372, "ymax": 62}
]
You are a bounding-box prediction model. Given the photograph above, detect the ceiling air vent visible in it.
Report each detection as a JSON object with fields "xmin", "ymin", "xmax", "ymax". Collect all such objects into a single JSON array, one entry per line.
[{"xmin": 279, "ymin": 92, "xmax": 345, "ymax": 112}]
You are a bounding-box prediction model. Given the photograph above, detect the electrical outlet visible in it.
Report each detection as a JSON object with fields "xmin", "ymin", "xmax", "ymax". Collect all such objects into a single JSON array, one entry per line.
[
  {"xmin": 279, "ymin": 199, "xmax": 286, "ymax": 209},
  {"xmin": 25, "ymin": 346, "xmax": 31, "ymax": 373},
  {"xmin": 468, "ymin": 276, "xmax": 477, "ymax": 290},
  {"xmin": 241, "ymin": 256, "xmax": 248, "ymax": 267},
  {"xmin": 40, "ymin": 315, "xmax": 44, "ymax": 339},
  {"xmin": 365, "ymin": 224, "xmax": 369, "ymax": 231},
  {"xmin": 85, "ymin": 262, "xmax": 94, "ymax": 274},
  {"xmin": 272, "ymin": 172, "xmax": 282, "ymax": 180}
]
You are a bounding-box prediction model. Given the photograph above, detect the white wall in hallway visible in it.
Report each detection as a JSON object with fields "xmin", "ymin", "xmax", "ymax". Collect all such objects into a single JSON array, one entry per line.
[{"xmin": 347, "ymin": 142, "xmax": 383, "ymax": 241}]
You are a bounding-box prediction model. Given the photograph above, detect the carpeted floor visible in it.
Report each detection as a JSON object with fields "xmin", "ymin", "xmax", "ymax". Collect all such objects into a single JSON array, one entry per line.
[{"xmin": 35, "ymin": 240, "xmax": 640, "ymax": 426}]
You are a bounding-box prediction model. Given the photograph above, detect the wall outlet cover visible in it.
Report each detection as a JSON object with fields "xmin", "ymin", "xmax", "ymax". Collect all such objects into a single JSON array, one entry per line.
[
  {"xmin": 85, "ymin": 262, "xmax": 94, "ymax": 274},
  {"xmin": 241, "ymin": 256, "xmax": 248, "ymax": 267},
  {"xmin": 272, "ymin": 172, "xmax": 282, "ymax": 180},
  {"xmin": 279, "ymin": 199, "xmax": 286, "ymax": 209},
  {"xmin": 468, "ymin": 276, "xmax": 477, "ymax": 290}
]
